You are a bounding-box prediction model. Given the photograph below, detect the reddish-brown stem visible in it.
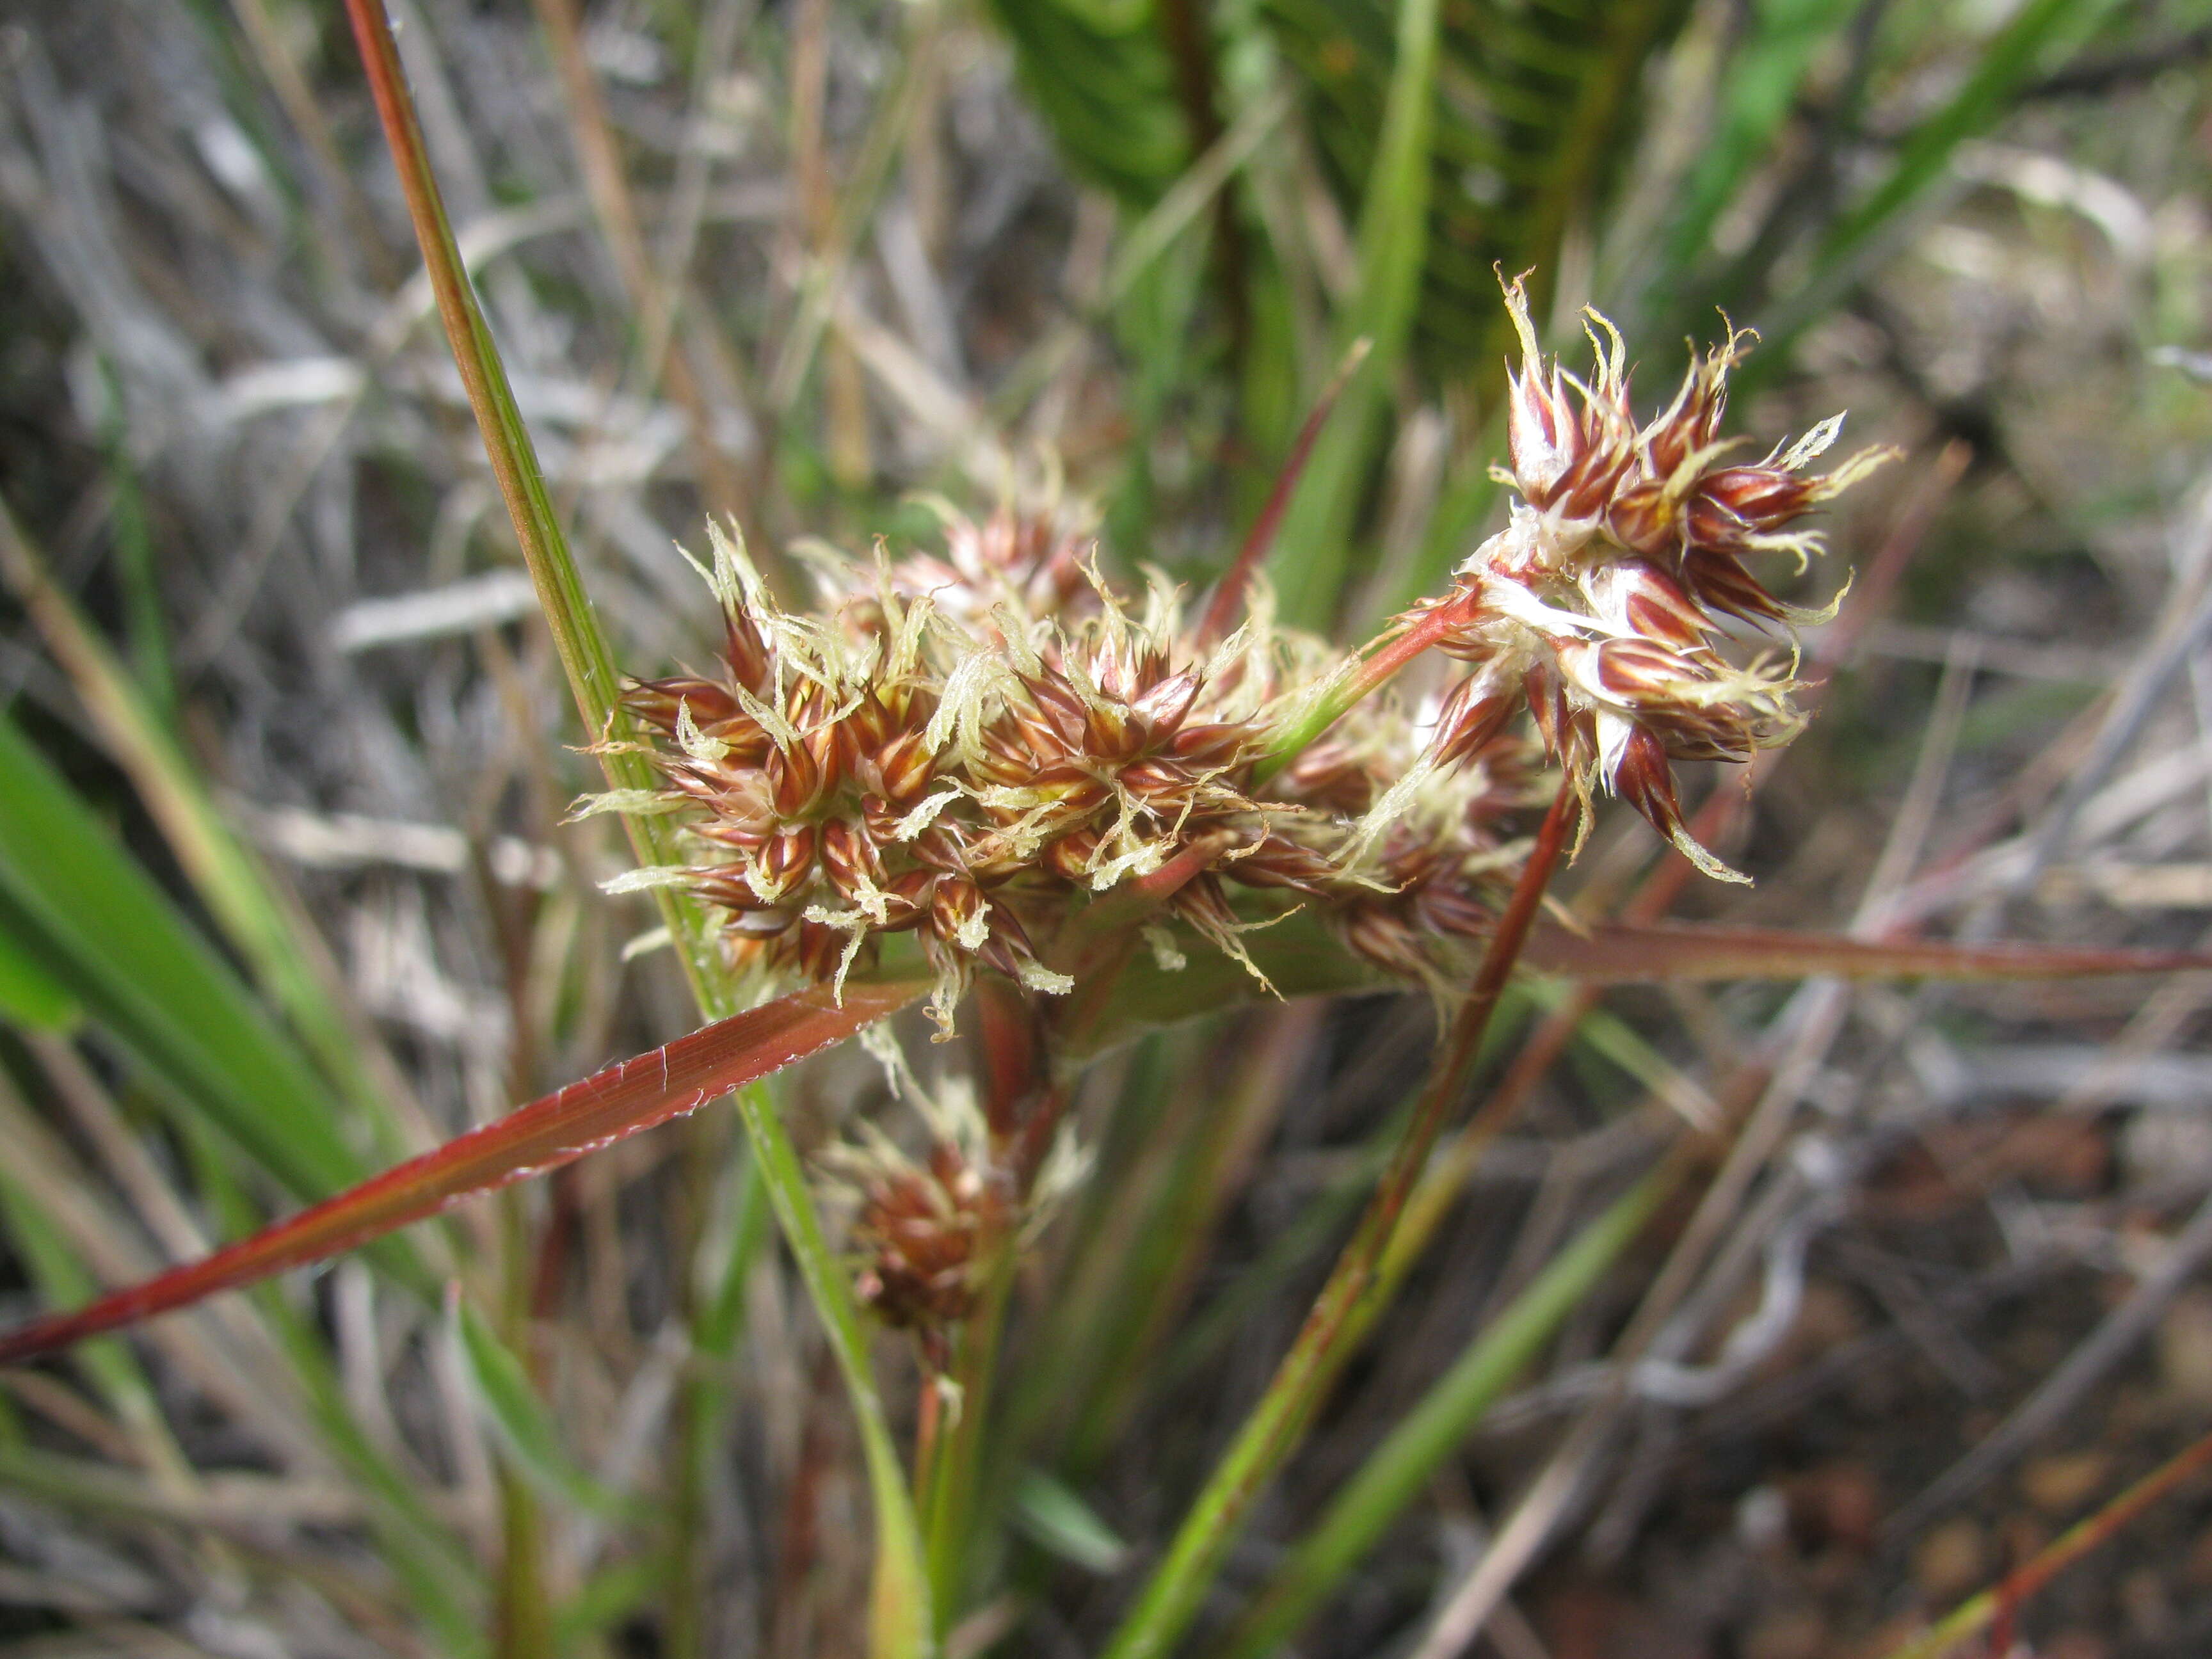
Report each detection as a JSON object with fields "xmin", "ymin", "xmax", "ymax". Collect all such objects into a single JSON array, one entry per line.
[
  {"xmin": 913, "ymin": 1366, "xmax": 944, "ymax": 1492},
  {"xmin": 1098, "ymin": 779, "xmax": 1581, "ymax": 1658},
  {"xmin": 343, "ymin": 0, "xmax": 540, "ymax": 645},
  {"xmin": 1379, "ymin": 780, "xmax": 1583, "ymax": 1222},
  {"xmin": 1879, "ymin": 1422, "xmax": 2212, "ymax": 1659},
  {"xmin": 1199, "ymin": 339, "xmax": 1375, "ymax": 645},
  {"xmin": 974, "ymin": 974, "xmax": 1044, "ymax": 1143},
  {"xmin": 528, "ymin": 1166, "xmax": 582, "ymax": 1322}
]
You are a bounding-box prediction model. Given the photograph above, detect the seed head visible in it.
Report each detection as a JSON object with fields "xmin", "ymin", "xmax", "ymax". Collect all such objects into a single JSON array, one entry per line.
[
  {"xmin": 593, "ymin": 517, "xmax": 1332, "ymax": 1032},
  {"xmin": 593, "ymin": 277, "xmax": 1893, "ymax": 1029},
  {"xmin": 1414, "ymin": 273, "xmax": 1895, "ymax": 878},
  {"xmin": 821, "ymin": 1052, "xmax": 1088, "ymax": 1352},
  {"xmin": 843, "ymin": 1134, "xmax": 1005, "ymax": 1335}
]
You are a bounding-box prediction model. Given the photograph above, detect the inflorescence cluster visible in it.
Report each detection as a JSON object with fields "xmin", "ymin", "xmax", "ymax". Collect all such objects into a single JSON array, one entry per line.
[
  {"xmin": 1411, "ymin": 278, "xmax": 1894, "ymax": 878},
  {"xmin": 594, "ymin": 280, "xmax": 1891, "ymax": 1034}
]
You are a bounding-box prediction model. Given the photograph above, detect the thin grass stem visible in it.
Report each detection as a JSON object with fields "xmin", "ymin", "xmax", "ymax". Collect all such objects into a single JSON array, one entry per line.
[
  {"xmin": 1098, "ymin": 778, "xmax": 1580, "ymax": 1659},
  {"xmin": 1219, "ymin": 1160, "xmax": 1681, "ymax": 1659},
  {"xmin": 922, "ymin": 1254, "xmax": 1015, "ymax": 1628},
  {"xmin": 1875, "ymin": 1422, "xmax": 2212, "ymax": 1659},
  {"xmin": 339, "ymin": 9, "xmax": 936, "ymax": 1647},
  {"xmin": 736, "ymin": 1080, "xmax": 935, "ymax": 1656},
  {"xmin": 337, "ymin": 0, "xmax": 732, "ymax": 1016}
]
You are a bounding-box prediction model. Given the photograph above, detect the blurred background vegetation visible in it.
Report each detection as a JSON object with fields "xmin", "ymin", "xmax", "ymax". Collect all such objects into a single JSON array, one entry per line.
[{"xmin": 6, "ymin": 0, "xmax": 2212, "ymax": 1654}]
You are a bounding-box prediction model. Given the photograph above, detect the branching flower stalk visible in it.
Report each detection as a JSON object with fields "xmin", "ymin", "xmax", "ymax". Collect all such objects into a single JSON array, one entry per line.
[
  {"xmin": 585, "ymin": 273, "xmax": 1890, "ymax": 1651},
  {"xmin": 10, "ymin": 17, "xmax": 2202, "ymax": 1656},
  {"xmin": 0, "ymin": 68, "xmax": 1895, "ymax": 1625},
  {"xmin": 604, "ymin": 276, "xmax": 1890, "ymax": 1013}
]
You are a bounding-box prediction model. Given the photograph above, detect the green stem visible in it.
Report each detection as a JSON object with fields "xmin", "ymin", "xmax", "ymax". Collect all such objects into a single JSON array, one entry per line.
[
  {"xmin": 1098, "ymin": 779, "xmax": 1580, "ymax": 1659},
  {"xmin": 924, "ymin": 975, "xmax": 1050, "ymax": 1624},
  {"xmin": 493, "ymin": 1191, "xmax": 553, "ymax": 1659},
  {"xmin": 339, "ymin": 0, "xmax": 730, "ymax": 1016},
  {"xmin": 922, "ymin": 1254, "xmax": 1015, "ymax": 1627},
  {"xmin": 1218, "ymin": 1162, "xmax": 1679, "ymax": 1659},
  {"xmin": 339, "ymin": 8, "xmax": 931, "ymax": 1648},
  {"xmin": 493, "ymin": 1462, "xmax": 554, "ymax": 1659},
  {"xmin": 668, "ymin": 1141, "xmax": 771, "ymax": 1659},
  {"xmin": 1266, "ymin": 0, "xmax": 1443, "ymax": 630},
  {"xmin": 1253, "ymin": 605, "xmax": 1458, "ymax": 788},
  {"xmin": 737, "ymin": 1082, "xmax": 935, "ymax": 1657}
]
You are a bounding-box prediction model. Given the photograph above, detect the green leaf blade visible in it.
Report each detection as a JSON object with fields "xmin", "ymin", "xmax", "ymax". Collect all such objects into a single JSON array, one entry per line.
[{"xmin": 0, "ymin": 714, "xmax": 362, "ymax": 1201}]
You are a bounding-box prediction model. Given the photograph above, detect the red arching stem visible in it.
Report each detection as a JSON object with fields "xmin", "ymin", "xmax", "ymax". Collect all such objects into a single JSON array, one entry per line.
[
  {"xmin": 0, "ymin": 982, "xmax": 924, "ymax": 1364},
  {"xmin": 1198, "ymin": 339, "xmax": 1375, "ymax": 645},
  {"xmin": 1384, "ymin": 778, "xmax": 1582, "ymax": 1206},
  {"xmin": 1340, "ymin": 605, "xmax": 1457, "ymax": 722},
  {"xmin": 342, "ymin": 0, "xmax": 548, "ymax": 664}
]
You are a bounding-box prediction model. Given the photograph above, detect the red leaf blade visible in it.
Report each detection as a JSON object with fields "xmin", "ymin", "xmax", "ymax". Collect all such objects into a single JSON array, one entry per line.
[
  {"xmin": 0, "ymin": 980, "xmax": 923, "ymax": 1362},
  {"xmin": 1525, "ymin": 922, "xmax": 2212, "ymax": 984}
]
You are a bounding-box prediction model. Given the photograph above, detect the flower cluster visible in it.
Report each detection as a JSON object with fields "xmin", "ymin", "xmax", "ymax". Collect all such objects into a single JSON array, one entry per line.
[
  {"xmin": 598, "ymin": 514, "xmax": 1331, "ymax": 1032},
  {"xmin": 595, "ymin": 283, "xmax": 1887, "ymax": 1028},
  {"xmin": 1265, "ymin": 696, "xmax": 1537, "ymax": 995},
  {"xmin": 835, "ymin": 1121, "xmax": 1007, "ymax": 1347},
  {"xmin": 1411, "ymin": 275, "xmax": 1894, "ymax": 878},
  {"xmin": 822, "ymin": 1050, "xmax": 1086, "ymax": 1356}
]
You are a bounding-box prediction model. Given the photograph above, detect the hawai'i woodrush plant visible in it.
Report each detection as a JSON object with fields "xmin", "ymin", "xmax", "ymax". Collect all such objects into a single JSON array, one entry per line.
[
  {"xmin": 5, "ymin": 5, "xmax": 2206, "ymax": 1655},
  {"xmin": 15, "ymin": 266, "xmax": 2146, "ymax": 1658}
]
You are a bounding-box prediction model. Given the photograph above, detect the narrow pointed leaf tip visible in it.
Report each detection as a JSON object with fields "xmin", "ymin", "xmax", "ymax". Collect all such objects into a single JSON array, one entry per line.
[{"xmin": 0, "ymin": 980, "xmax": 924, "ymax": 1363}]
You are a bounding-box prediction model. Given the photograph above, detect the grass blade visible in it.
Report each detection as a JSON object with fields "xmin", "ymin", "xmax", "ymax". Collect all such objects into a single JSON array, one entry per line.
[
  {"xmin": 1198, "ymin": 338, "xmax": 1372, "ymax": 643},
  {"xmin": 1747, "ymin": 0, "xmax": 2120, "ymax": 373},
  {"xmin": 1219, "ymin": 1164, "xmax": 1677, "ymax": 1659},
  {"xmin": 1646, "ymin": 0, "xmax": 1863, "ymax": 312},
  {"xmin": 0, "ymin": 495, "xmax": 411, "ymax": 1157},
  {"xmin": 454, "ymin": 1299, "xmax": 634, "ymax": 1518},
  {"xmin": 0, "ymin": 921, "xmax": 76, "ymax": 1031},
  {"xmin": 0, "ymin": 981, "xmax": 924, "ymax": 1365},
  {"xmin": 0, "ymin": 1169, "xmax": 188, "ymax": 1480},
  {"xmin": 1085, "ymin": 914, "xmax": 2212, "ymax": 1047},
  {"xmin": 1014, "ymin": 1468, "xmax": 1131, "ymax": 1574},
  {"xmin": 0, "ymin": 713, "xmax": 364, "ymax": 1203},
  {"xmin": 1267, "ymin": 0, "xmax": 1443, "ymax": 629}
]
